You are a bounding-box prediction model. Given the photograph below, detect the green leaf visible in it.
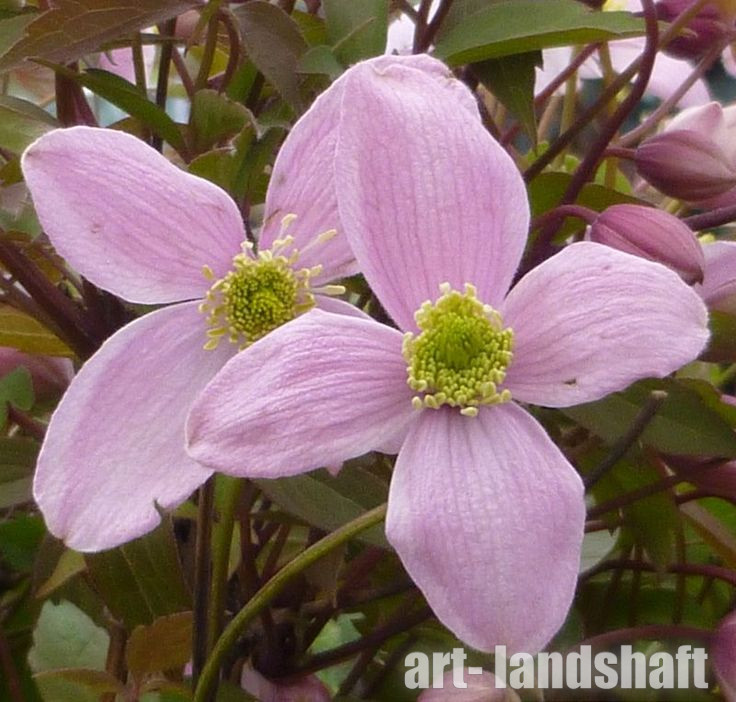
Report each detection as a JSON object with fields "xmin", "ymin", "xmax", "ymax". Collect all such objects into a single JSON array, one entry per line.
[
  {"xmin": 527, "ymin": 170, "xmax": 645, "ymax": 242},
  {"xmin": 703, "ymin": 309, "xmax": 736, "ymax": 362},
  {"xmin": 85, "ymin": 519, "xmax": 191, "ymax": 630},
  {"xmin": 473, "ymin": 52, "xmax": 540, "ymax": 146},
  {"xmin": 0, "ymin": 95, "xmax": 57, "ymax": 154},
  {"xmin": 323, "ymin": 0, "xmax": 388, "ymax": 64},
  {"xmin": 0, "ymin": 11, "xmax": 33, "ymax": 59},
  {"xmin": 0, "ymin": 0, "xmax": 201, "ymax": 73},
  {"xmin": 0, "ymin": 436, "xmax": 36, "ymax": 506},
  {"xmin": 564, "ymin": 378, "xmax": 736, "ymax": 457},
  {"xmin": 433, "ymin": 0, "xmax": 645, "ymax": 65},
  {"xmin": 0, "ymin": 514, "xmax": 44, "ymax": 571},
  {"xmin": 292, "ymin": 8, "xmax": 328, "ymax": 47},
  {"xmin": 0, "ymin": 366, "xmax": 34, "ymax": 429},
  {"xmin": 28, "ymin": 601, "xmax": 109, "ymax": 673},
  {"xmin": 71, "ymin": 69, "xmax": 186, "ymax": 155},
  {"xmin": 125, "ymin": 611, "xmax": 193, "ymax": 677},
  {"xmin": 0, "ymin": 477, "xmax": 31, "ymax": 507},
  {"xmin": 579, "ymin": 529, "xmax": 617, "ymax": 573},
  {"xmin": 297, "ymin": 44, "xmax": 343, "ymax": 79},
  {"xmin": 256, "ymin": 462, "xmax": 389, "ymax": 548},
  {"xmin": 35, "ymin": 549, "xmax": 87, "ymax": 599},
  {"xmin": 33, "ymin": 670, "xmax": 123, "ymax": 699},
  {"xmin": 596, "ymin": 458, "xmax": 678, "ymax": 568},
  {"xmin": 234, "ymin": 2, "xmax": 307, "ymax": 111},
  {"xmin": 190, "ymin": 123, "xmax": 283, "ymax": 203},
  {"xmin": 190, "ymin": 89, "xmax": 254, "ymax": 154},
  {"xmin": 0, "ymin": 436, "xmax": 38, "ymax": 482},
  {"xmin": 0, "ymin": 303, "xmax": 74, "ymax": 357},
  {"xmin": 682, "ymin": 501, "xmax": 736, "ymax": 568}
]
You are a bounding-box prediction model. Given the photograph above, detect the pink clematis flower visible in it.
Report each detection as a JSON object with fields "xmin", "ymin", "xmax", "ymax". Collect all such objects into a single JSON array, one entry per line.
[
  {"xmin": 187, "ymin": 56, "xmax": 709, "ymax": 653},
  {"xmin": 20, "ymin": 64, "xmax": 368, "ymax": 550}
]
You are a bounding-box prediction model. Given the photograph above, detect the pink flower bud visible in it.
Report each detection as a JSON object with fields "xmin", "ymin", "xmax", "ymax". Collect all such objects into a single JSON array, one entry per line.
[
  {"xmin": 656, "ymin": 0, "xmax": 732, "ymax": 60},
  {"xmin": 636, "ymin": 130, "xmax": 736, "ymax": 201},
  {"xmin": 240, "ymin": 664, "xmax": 331, "ymax": 702},
  {"xmin": 680, "ymin": 460, "xmax": 736, "ymax": 498},
  {"xmin": 418, "ymin": 670, "xmax": 519, "ymax": 702},
  {"xmin": 0, "ymin": 348, "xmax": 73, "ymax": 399},
  {"xmin": 700, "ymin": 240, "xmax": 736, "ymax": 314},
  {"xmin": 712, "ymin": 611, "xmax": 736, "ymax": 701},
  {"xmin": 589, "ymin": 204, "xmax": 705, "ymax": 283}
]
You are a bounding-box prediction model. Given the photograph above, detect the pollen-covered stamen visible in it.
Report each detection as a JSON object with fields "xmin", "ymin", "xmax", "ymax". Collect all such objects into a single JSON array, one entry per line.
[
  {"xmin": 403, "ymin": 282, "xmax": 514, "ymax": 416},
  {"xmin": 199, "ymin": 214, "xmax": 345, "ymax": 350}
]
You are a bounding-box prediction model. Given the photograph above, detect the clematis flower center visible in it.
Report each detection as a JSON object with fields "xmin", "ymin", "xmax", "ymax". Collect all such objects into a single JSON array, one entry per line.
[
  {"xmin": 403, "ymin": 282, "xmax": 514, "ymax": 417},
  {"xmin": 199, "ymin": 215, "xmax": 343, "ymax": 350}
]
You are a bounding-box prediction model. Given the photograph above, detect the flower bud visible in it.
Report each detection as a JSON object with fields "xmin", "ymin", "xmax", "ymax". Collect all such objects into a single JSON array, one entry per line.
[
  {"xmin": 240, "ymin": 664, "xmax": 331, "ymax": 702},
  {"xmin": 678, "ymin": 460, "xmax": 736, "ymax": 498},
  {"xmin": 418, "ymin": 670, "xmax": 520, "ymax": 702},
  {"xmin": 635, "ymin": 129, "xmax": 736, "ymax": 201},
  {"xmin": 712, "ymin": 611, "xmax": 736, "ymax": 701},
  {"xmin": 656, "ymin": 0, "xmax": 732, "ymax": 60},
  {"xmin": 0, "ymin": 348, "xmax": 73, "ymax": 399},
  {"xmin": 589, "ymin": 204, "xmax": 705, "ymax": 283},
  {"xmin": 700, "ymin": 240, "xmax": 736, "ymax": 314}
]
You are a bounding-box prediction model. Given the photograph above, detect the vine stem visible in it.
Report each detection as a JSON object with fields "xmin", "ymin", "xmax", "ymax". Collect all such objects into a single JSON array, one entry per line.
[
  {"xmin": 193, "ymin": 503, "xmax": 388, "ymax": 702},
  {"xmin": 207, "ymin": 476, "xmax": 244, "ymax": 654},
  {"xmin": 192, "ymin": 477, "xmax": 216, "ymax": 690}
]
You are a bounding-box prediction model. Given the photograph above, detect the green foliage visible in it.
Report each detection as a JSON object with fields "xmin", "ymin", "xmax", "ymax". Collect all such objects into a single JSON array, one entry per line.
[
  {"xmin": 565, "ymin": 378, "xmax": 736, "ymax": 457},
  {"xmin": 85, "ymin": 520, "xmax": 191, "ymax": 629},
  {"xmin": 0, "ymin": 366, "xmax": 33, "ymax": 430},
  {"xmin": 433, "ymin": 0, "xmax": 645, "ymax": 64},
  {"xmin": 190, "ymin": 89, "xmax": 254, "ymax": 154},
  {"xmin": 323, "ymin": 0, "xmax": 389, "ymax": 64},
  {"xmin": 0, "ymin": 95, "xmax": 57, "ymax": 154},
  {"xmin": 69, "ymin": 68, "xmax": 187, "ymax": 155},
  {"xmin": 256, "ymin": 462, "xmax": 390, "ymax": 548},
  {"xmin": 234, "ymin": 2, "xmax": 308, "ymax": 111},
  {"xmin": 0, "ymin": 304, "xmax": 75, "ymax": 357},
  {"xmin": 473, "ymin": 52, "xmax": 541, "ymax": 146},
  {"xmin": 0, "ymin": 0, "xmax": 200, "ymax": 73}
]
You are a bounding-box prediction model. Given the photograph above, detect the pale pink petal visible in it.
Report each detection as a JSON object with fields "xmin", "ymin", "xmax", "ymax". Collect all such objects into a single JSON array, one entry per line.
[
  {"xmin": 501, "ymin": 242, "xmax": 708, "ymax": 408},
  {"xmin": 187, "ymin": 309, "xmax": 416, "ymax": 476},
  {"xmin": 699, "ymin": 240, "xmax": 736, "ymax": 314},
  {"xmin": 419, "ymin": 670, "xmax": 518, "ymax": 702},
  {"xmin": 258, "ymin": 73, "xmax": 356, "ymax": 286},
  {"xmin": 335, "ymin": 58, "xmax": 528, "ymax": 331},
  {"xmin": 22, "ymin": 127, "xmax": 245, "ymax": 304},
  {"xmin": 313, "ymin": 293, "xmax": 372, "ymax": 319},
  {"xmin": 387, "ymin": 403, "xmax": 585, "ymax": 654},
  {"xmin": 34, "ymin": 302, "xmax": 235, "ymax": 552},
  {"xmin": 667, "ymin": 101, "xmax": 724, "ymax": 134},
  {"xmin": 260, "ymin": 54, "xmax": 475, "ymax": 287}
]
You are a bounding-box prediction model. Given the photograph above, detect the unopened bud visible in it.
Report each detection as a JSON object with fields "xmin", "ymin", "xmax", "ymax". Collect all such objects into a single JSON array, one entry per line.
[
  {"xmin": 700, "ymin": 240, "xmax": 736, "ymax": 314},
  {"xmin": 240, "ymin": 664, "xmax": 331, "ymax": 701},
  {"xmin": 656, "ymin": 0, "xmax": 732, "ymax": 60},
  {"xmin": 636, "ymin": 129, "xmax": 736, "ymax": 201},
  {"xmin": 418, "ymin": 670, "xmax": 519, "ymax": 701},
  {"xmin": 590, "ymin": 204, "xmax": 705, "ymax": 283},
  {"xmin": 682, "ymin": 460, "xmax": 736, "ymax": 498},
  {"xmin": 712, "ymin": 611, "xmax": 736, "ymax": 701}
]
